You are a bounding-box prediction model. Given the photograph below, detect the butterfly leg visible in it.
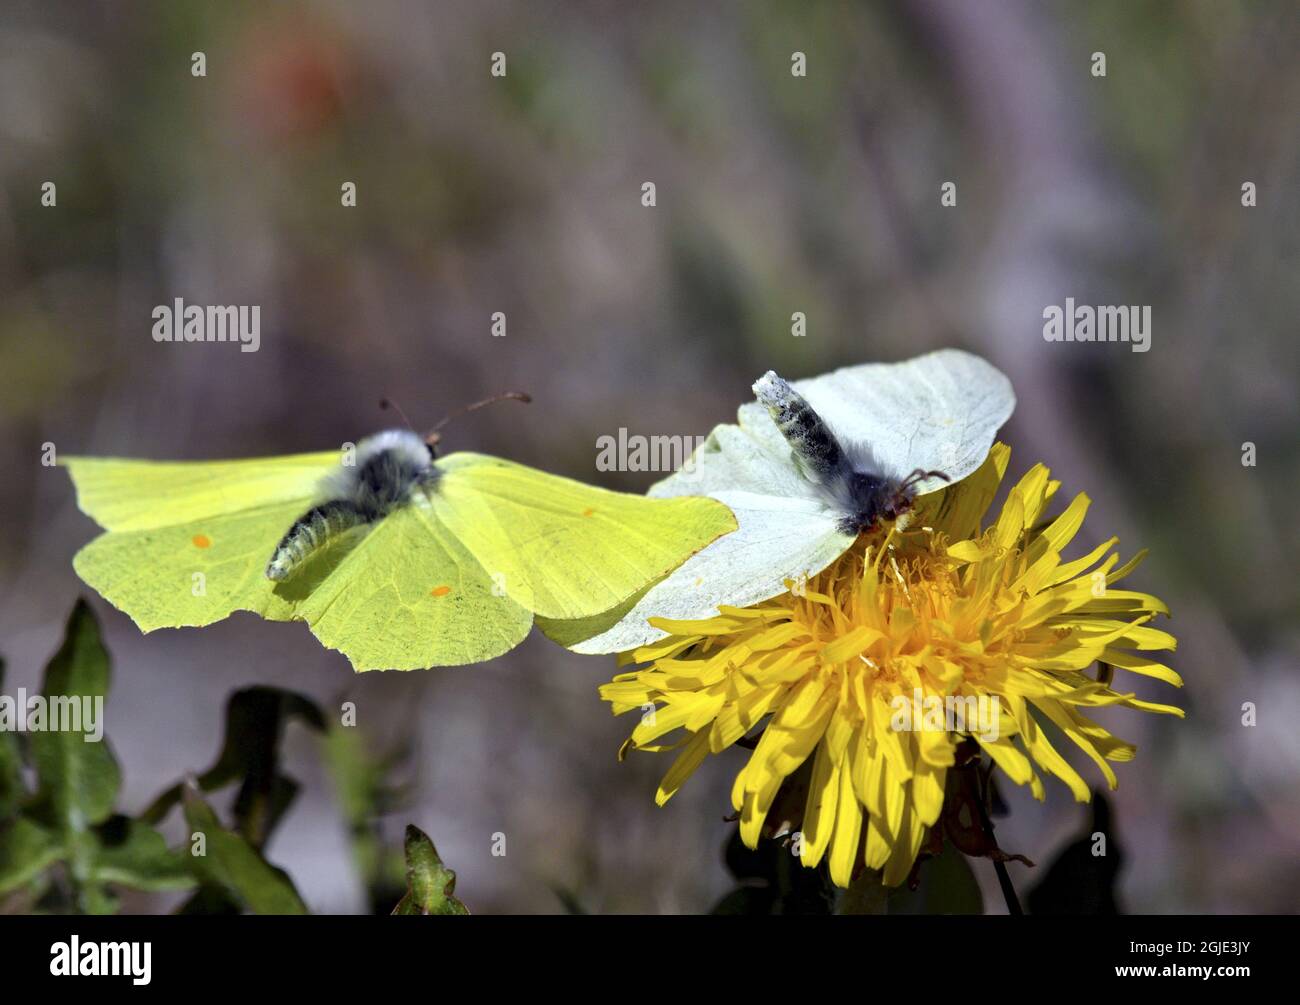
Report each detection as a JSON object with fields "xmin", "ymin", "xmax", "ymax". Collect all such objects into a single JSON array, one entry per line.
[
  {"xmin": 899, "ymin": 468, "xmax": 952, "ymax": 493},
  {"xmin": 886, "ymin": 468, "xmax": 953, "ymax": 520}
]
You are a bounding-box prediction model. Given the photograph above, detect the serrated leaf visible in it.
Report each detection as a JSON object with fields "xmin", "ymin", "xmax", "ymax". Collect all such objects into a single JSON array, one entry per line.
[
  {"xmin": 181, "ymin": 784, "xmax": 306, "ymax": 915},
  {"xmin": 29, "ymin": 600, "xmax": 120, "ymax": 836},
  {"xmin": 391, "ymin": 824, "xmax": 468, "ymax": 915}
]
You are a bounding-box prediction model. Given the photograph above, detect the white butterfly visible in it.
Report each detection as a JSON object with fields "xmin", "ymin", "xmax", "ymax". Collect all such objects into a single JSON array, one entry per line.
[{"xmin": 540, "ymin": 348, "xmax": 1015, "ymax": 654}]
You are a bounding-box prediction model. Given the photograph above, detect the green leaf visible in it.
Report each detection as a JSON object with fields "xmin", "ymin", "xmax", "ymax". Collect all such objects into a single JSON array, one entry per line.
[
  {"xmin": 181, "ymin": 784, "xmax": 307, "ymax": 915},
  {"xmin": 1026, "ymin": 794, "xmax": 1123, "ymax": 915},
  {"xmin": 176, "ymin": 885, "xmax": 241, "ymax": 915},
  {"xmin": 711, "ymin": 886, "xmax": 777, "ymax": 915},
  {"xmin": 322, "ymin": 717, "xmax": 410, "ymax": 912},
  {"xmin": 835, "ymin": 868, "xmax": 891, "ymax": 915},
  {"xmin": 886, "ymin": 839, "xmax": 985, "ymax": 915},
  {"xmin": 0, "ymin": 660, "xmax": 26, "ymax": 818},
  {"xmin": 144, "ymin": 686, "xmax": 325, "ymax": 848},
  {"xmin": 27, "ymin": 600, "xmax": 120, "ymax": 909},
  {"xmin": 710, "ymin": 825, "xmax": 836, "ymax": 916},
  {"xmin": 79, "ymin": 884, "xmax": 120, "ymax": 915},
  {"xmin": 91, "ymin": 815, "xmax": 196, "ymax": 893},
  {"xmin": 550, "ymin": 885, "xmax": 589, "ymax": 915},
  {"xmin": 0, "ymin": 817, "xmax": 63, "ymax": 895},
  {"xmin": 29, "ymin": 600, "xmax": 120, "ymax": 836},
  {"xmin": 391, "ymin": 824, "xmax": 468, "ymax": 915}
]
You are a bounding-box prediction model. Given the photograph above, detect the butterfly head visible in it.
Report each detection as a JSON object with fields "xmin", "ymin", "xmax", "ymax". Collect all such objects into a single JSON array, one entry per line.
[
  {"xmin": 838, "ymin": 467, "xmax": 952, "ymax": 535},
  {"xmin": 382, "ymin": 392, "xmax": 533, "ymax": 460}
]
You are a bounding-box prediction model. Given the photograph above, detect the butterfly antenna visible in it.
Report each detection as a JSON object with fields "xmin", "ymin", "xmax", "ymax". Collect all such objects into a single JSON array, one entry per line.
[
  {"xmin": 378, "ymin": 397, "xmax": 418, "ymax": 434},
  {"xmin": 427, "ymin": 391, "xmax": 531, "ymax": 442}
]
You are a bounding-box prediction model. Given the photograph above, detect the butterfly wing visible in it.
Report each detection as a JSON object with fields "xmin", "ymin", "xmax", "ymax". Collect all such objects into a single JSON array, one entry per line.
[
  {"xmin": 537, "ymin": 490, "xmax": 852, "ymax": 653},
  {"xmin": 63, "ymin": 452, "xmax": 337, "ymax": 531},
  {"xmin": 280, "ymin": 501, "xmax": 534, "ymax": 669},
  {"xmin": 737, "ymin": 348, "xmax": 1015, "ymax": 493},
  {"xmin": 646, "ymin": 421, "xmax": 818, "ymax": 501},
  {"xmin": 62, "ymin": 454, "xmax": 533, "ymax": 670},
  {"xmin": 428, "ymin": 452, "xmax": 738, "ymax": 621},
  {"xmin": 63, "ymin": 451, "xmax": 333, "ymax": 634}
]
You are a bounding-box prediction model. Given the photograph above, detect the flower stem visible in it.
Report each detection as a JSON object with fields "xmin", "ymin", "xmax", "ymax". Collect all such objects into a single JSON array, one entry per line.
[
  {"xmin": 974, "ymin": 764, "xmax": 1023, "ymax": 915},
  {"xmin": 991, "ymin": 857, "xmax": 1023, "ymax": 916}
]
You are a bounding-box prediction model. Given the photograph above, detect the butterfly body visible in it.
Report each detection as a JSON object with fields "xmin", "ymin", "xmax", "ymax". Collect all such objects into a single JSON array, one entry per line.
[
  {"xmin": 266, "ymin": 430, "xmax": 439, "ymax": 580},
  {"xmin": 834, "ymin": 469, "xmax": 911, "ymax": 535},
  {"xmin": 753, "ymin": 370, "xmax": 946, "ymax": 535}
]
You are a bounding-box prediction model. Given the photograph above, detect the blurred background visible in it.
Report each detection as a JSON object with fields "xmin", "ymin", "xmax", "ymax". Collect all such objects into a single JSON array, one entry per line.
[{"xmin": 0, "ymin": 0, "xmax": 1296, "ymax": 913}]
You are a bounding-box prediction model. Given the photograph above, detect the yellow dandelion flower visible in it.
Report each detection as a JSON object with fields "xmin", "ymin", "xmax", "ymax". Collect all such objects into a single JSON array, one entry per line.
[{"xmin": 600, "ymin": 444, "xmax": 1183, "ymax": 888}]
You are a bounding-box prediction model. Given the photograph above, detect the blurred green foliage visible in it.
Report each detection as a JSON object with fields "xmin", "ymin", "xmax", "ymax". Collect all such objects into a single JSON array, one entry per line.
[
  {"xmin": 0, "ymin": 601, "xmax": 194, "ymax": 913},
  {"xmin": 0, "ymin": 599, "xmax": 464, "ymax": 916}
]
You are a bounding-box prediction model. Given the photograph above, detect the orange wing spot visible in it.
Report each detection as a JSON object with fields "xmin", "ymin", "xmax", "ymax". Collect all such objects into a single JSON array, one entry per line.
[
  {"xmin": 192, "ymin": 534, "xmax": 212, "ymax": 549},
  {"xmin": 581, "ymin": 507, "xmax": 595, "ymax": 517},
  {"xmin": 431, "ymin": 585, "xmax": 452, "ymax": 597}
]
